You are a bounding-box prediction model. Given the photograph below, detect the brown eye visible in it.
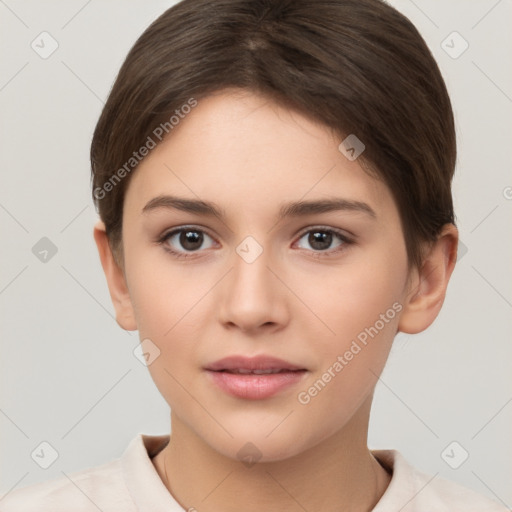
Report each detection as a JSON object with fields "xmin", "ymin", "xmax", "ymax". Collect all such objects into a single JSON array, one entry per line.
[
  {"xmin": 295, "ymin": 228, "xmax": 352, "ymax": 255},
  {"xmin": 159, "ymin": 227, "xmax": 215, "ymax": 258}
]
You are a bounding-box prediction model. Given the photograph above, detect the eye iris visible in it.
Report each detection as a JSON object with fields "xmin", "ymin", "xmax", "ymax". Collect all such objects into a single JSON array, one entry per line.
[
  {"xmin": 309, "ymin": 231, "xmax": 332, "ymax": 250},
  {"xmin": 180, "ymin": 230, "xmax": 203, "ymax": 251}
]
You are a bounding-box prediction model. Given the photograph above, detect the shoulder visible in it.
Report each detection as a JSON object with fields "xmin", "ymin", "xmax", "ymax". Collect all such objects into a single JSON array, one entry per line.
[
  {"xmin": 408, "ymin": 466, "xmax": 509, "ymax": 511},
  {"xmin": 0, "ymin": 457, "xmax": 133, "ymax": 512},
  {"xmin": 372, "ymin": 449, "xmax": 509, "ymax": 512}
]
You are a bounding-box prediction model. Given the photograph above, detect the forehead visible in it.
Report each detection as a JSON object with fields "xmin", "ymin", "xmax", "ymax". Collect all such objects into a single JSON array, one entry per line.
[{"xmin": 123, "ymin": 90, "xmax": 398, "ymax": 225}]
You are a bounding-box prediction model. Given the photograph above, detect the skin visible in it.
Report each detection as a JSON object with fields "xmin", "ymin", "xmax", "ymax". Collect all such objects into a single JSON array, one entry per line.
[{"xmin": 94, "ymin": 88, "xmax": 458, "ymax": 512}]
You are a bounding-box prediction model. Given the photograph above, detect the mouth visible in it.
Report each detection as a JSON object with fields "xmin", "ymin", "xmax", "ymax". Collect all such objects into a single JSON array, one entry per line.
[
  {"xmin": 205, "ymin": 354, "xmax": 306, "ymax": 372},
  {"xmin": 204, "ymin": 355, "xmax": 308, "ymax": 400}
]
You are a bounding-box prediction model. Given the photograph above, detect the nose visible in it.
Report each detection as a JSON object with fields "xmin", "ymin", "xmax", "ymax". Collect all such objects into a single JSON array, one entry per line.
[{"xmin": 217, "ymin": 237, "xmax": 289, "ymax": 334}]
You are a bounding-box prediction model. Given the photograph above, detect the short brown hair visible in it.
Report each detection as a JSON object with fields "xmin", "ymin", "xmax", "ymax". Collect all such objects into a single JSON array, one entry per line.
[{"xmin": 90, "ymin": 0, "xmax": 456, "ymax": 271}]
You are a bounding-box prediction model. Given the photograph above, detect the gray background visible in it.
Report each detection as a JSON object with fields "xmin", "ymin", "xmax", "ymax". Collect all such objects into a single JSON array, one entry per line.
[{"xmin": 1, "ymin": 0, "xmax": 511, "ymax": 507}]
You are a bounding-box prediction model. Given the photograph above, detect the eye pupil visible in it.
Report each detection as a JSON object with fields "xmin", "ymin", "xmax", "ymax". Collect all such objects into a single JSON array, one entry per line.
[
  {"xmin": 180, "ymin": 230, "xmax": 203, "ymax": 250},
  {"xmin": 309, "ymin": 231, "xmax": 332, "ymax": 250}
]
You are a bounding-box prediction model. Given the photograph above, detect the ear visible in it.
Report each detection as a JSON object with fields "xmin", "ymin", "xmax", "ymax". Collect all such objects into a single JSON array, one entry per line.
[
  {"xmin": 93, "ymin": 219, "xmax": 137, "ymax": 331},
  {"xmin": 398, "ymin": 223, "xmax": 458, "ymax": 334}
]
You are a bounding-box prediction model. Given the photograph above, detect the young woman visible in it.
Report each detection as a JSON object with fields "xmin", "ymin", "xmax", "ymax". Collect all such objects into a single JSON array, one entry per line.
[{"xmin": 2, "ymin": 0, "xmax": 508, "ymax": 510}]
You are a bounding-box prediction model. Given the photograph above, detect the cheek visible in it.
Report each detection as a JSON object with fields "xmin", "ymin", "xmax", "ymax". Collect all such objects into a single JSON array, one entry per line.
[
  {"xmin": 123, "ymin": 246, "xmax": 204, "ymax": 386},
  {"xmin": 295, "ymin": 285, "xmax": 401, "ymax": 437},
  {"xmin": 309, "ymin": 252, "xmax": 405, "ymax": 350},
  {"xmin": 299, "ymin": 243, "xmax": 406, "ymax": 398},
  {"xmin": 126, "ymin": 238, "xmax": 208, "ymax": 334}
]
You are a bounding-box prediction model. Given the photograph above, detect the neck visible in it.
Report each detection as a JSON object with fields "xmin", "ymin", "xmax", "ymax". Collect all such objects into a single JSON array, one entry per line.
[{"xmin": 153, "ymin": 398, "xmax": 391, "ymax": 512}]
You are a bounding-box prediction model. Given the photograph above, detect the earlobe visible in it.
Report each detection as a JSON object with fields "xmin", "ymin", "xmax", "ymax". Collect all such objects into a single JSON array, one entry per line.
[
  {"xmin": 93, "ymin": 219, "xmax": 138, "ymax": 331},
  {"xmin": 397, "ymin": 223, "xmax": 458, "ymax": 334}
]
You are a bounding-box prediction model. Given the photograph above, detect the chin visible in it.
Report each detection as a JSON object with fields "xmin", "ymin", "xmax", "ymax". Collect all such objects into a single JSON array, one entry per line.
[{"xmin": 196, "ymin": 419, "xmax": 327, "ymax": 465}]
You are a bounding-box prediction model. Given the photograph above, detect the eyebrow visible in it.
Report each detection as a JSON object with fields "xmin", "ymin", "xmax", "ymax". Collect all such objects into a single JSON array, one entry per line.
[{"xmin": 142, "ymin": 195, "xmax": 377, "ymax": 221}]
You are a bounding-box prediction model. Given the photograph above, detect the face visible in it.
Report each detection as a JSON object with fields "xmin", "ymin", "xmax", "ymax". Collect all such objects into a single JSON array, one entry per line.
[{"xmin": 118, "ymin": 89, "xmax": 412, "ymax": 461}]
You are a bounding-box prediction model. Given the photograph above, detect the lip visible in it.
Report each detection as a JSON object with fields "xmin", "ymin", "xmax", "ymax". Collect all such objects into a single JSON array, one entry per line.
[
  {"xmin": 204, "ymin": 355, "xmax": 308, "ymax": 400},
  {"xmin": 205, "ymin": 355, "xmax": 306, "ymax": 372}
]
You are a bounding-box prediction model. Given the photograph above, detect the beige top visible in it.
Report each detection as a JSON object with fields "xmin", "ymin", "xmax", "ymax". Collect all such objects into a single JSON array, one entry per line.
[{"xmin": 1, "ymin": 433, "xmax": 508, "ymax": 511}]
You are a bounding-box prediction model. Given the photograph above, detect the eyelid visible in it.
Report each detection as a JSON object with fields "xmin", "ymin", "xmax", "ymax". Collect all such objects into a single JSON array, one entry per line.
[
  {"xmin": 295, "ymin": 224, "xmax": 355, "ymax": 241},
  {"xmin": 160, "ymin": 224, "xmax": 216, "ymax": 238}
]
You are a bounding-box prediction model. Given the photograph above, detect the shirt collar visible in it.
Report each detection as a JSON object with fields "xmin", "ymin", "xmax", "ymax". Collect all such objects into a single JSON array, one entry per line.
[
  {"xmin": 121, "ymin": 433, "xmax": 181, "ymax": 512},
  {"xmin": 371, "ymin": 449, "xmax": 423, "ymax": 511}
]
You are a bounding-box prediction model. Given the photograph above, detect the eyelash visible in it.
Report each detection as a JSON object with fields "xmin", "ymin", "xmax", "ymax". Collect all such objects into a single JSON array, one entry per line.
[{"xmin": 156, "ymin": 225, "xmax": 354, "ymax": 260}]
